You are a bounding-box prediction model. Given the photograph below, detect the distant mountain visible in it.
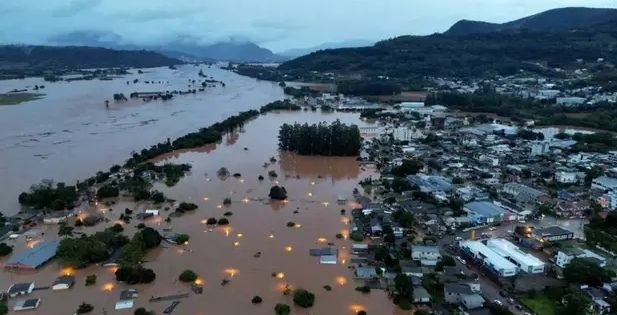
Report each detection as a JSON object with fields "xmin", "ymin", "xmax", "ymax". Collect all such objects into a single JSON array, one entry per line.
[
  {"xmin": 279, "ymin": 13, "xmax": 617, "ymax": 79},
  {"xmin": 153, "ymin": 38, "xmax": 284, "ymax": 63},
  {"xmin": 445, "ymin": 7, "xmax": 617, "ymax": 35},
  {"xmin": 0, "ymin": 45, "xmax": 180, "ymax": 71},
  {"xmin": 48, "ymin": 31, "xmax": 284, "ymax": 63},
  {"xmin": 278, "ymin": 39, "xmax": 375, "ymax": 58}
]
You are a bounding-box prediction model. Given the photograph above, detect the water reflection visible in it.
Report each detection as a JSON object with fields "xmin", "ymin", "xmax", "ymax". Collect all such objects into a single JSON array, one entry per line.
[{"xmin": 278, "ymin": 151, "xmax": 361, "ymax": 181}]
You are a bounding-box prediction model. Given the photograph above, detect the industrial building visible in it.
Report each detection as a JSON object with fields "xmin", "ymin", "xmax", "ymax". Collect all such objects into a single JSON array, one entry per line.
[
  {"xmin": 460, "ymin": 240, "xmax": 517, "ymax": 277},
  {"xmin": 4, "ymin": 240, "xmax": 59, "ymax": 271},
  {"xmin": 464, "ymin": 201, "xmax": 504, "ymax": 224},
  {"xmin": 486, "ymin": 239, "xmax": 545, "ymax": 274}
]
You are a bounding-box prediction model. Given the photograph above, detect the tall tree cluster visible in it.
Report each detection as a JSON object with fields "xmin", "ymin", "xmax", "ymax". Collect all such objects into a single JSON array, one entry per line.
[{"xmin": 278, "ymin": 120, "xmax": 361, "ymax": 156}]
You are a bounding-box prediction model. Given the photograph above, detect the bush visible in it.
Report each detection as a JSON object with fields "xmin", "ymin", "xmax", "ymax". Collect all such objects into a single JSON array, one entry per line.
[
  {"xmin": 274, "ymin": 303, "xmax": 291, "ymax": 315},
  {"xmin": 85, "ymin": 274, "xmax": 96, "ymax": 286},
  {"xmin": 286, "ymin": 221, "xmax": 296, "ymax": 227},
  {"xmin": 323, "ymin": 285, "xmax": 332, "ymax": 291},
  {"xmin": 206, "ymin": 217, "xmax": 217, "ymax": 225},
  {"xmin": 223, "ymin": 198, "xmax": 232, "ymax": 205},
  {"xmin": 179, "ymin": 270, "xmax": 198, "ymax": 282},
  {"xmin": 355, "ymin": 286, "xmax": 371, "ymax": 293},
  {"xmin": 177, "ymin": 202, "xmax": 198, "ymax": 212},
  {"xmin": 269, "ymin": 186, "xmax": 287, "ymax": 200},
  {"xmin": 0, "ymin": 243, "xmax": 12, "ymax": 256},
  {"xmin": 134, "ymin": 308, "xmax": 155, "ymax": 315},
  {"xmin": 217, "ymin": 218, "xmax": 230, "ymax": 225},
  {"xmin": 109, "ymin": 223, "xmax": 124, "ymax": 233},
  {"xmin": 293, "ymin": 289, "xmax": 315, "ymax": 308},
  {"xmin": 223, "ymin": 211, "xmax": 233, "ymax": 216},
  {"xmin": 77, "ymin": 302, "xmax": 94, "ymax": 314},
  {"xmin": 350, "ymin": 231, "xmax": 364, "ymax": 242},
  {"xmin": 175, "ymin": 234, "xmax": 190, "ymax": 245},
  {"xmin": 357, "ymin": 311, "xmax": 367, "ymax": 315},
  {"xmin": 251, "ymin": 296, "xmax": 263, "ymax": 304},
  {"xmin": 0, "ymin": 303, "xmax": 7, "ymax": 315}
]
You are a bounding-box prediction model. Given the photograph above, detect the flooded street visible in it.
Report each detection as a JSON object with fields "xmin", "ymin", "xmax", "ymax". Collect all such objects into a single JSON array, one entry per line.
[
  {"xmin": 0, "ymin": 111, "xmax": 403, "ymax": 314},
  {"xmin": 0, "ymin": 65, "xmax": 283, "ymax": 214}
]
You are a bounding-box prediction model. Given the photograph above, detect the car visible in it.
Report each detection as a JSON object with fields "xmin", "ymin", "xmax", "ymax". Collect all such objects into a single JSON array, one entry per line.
[
  {"xmin": 455, "ymin": 236, "xmax": 463, "ymax": 241},
  {"xmin": 508, "ymin": 298, "xmax": 515, "ymax": 304},
  {"xmin": 518, "ymin": 220, "xmax": 526, "ymax": 223},
  {"xmin": 493, "ymin": 299, "xmax": 503, "ymax": 306},
  {"xmin": 489, "ymin": 227, "xmax": 497, "ymax": 231},
  {"xmin": 456, "ymin": 256, "xmax": 466, "ymax": 264}
]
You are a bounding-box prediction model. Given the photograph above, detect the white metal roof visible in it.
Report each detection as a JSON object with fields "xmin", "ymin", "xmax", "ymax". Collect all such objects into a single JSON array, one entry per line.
[
  {"xmin": 486, "ymin": 238, "xmax": 545, "ymax": 269},
  {"xmin": 460, "ymin": 240, "xmax": 517, "ymax": 271}
]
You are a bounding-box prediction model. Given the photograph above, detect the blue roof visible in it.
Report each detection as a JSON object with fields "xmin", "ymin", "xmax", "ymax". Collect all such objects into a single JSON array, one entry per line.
[
  {"xmin": 464, "ymin": 201, "xmax": 504, "ymax": 218},
  {"xmin": 407, "ymin": 175, "xmax": 452, "ymax": 193},
  {"xmin": 6, "ymin": 240, "xmax": 59, "ymax": 269}
]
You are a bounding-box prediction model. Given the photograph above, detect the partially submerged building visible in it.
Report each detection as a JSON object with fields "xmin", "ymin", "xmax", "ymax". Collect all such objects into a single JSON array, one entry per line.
[{"xmin": 4, "ymin": 240, "xmax": 59, "ymax": 271}]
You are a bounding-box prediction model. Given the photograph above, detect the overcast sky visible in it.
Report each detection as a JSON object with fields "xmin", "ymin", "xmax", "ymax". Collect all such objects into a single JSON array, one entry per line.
[{"xmin": 1, "ymin": 0, "xmax": 616, "ymax": 52}]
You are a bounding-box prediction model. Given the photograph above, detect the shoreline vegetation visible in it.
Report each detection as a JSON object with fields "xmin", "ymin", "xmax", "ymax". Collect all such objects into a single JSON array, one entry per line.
[
  {"xmin": 0, "ymin": 92, "xmax": 44, "ymax": 105},
  {"xmin": 15, "ymin": 99, "xmax": 314, "ymax": 212}
]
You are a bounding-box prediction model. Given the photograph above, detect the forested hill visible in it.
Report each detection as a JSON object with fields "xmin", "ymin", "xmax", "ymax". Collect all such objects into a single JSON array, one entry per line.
[
  {"xmin": 0, "ymin": 45, "xmax": 180, "ymax": 70},
  {"xmin": 445, "ymin": 7, "xmax": 617, "ymax": 36},
  {"xmin": 278, "ymin": 19, "xmax": 617, "ymax": 79}
]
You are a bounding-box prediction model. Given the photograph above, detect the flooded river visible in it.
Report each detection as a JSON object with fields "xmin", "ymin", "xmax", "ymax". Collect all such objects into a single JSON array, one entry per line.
[
  {"xmin": 0, "ymin": 64, "xmax": 283, "ymax": 214},
  {"xmin": 0, "ymin": 110, "xmax": 405, "ymax": 314}
]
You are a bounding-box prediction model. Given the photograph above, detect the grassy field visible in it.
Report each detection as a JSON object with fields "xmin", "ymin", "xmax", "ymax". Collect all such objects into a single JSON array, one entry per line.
[
  {"xmin": 519, "ymin": 294, "xmax": 559, "ymax": 315},
  {"xmin": 0, "ymin": 93, "xmax": 44, "ymax": 105}
]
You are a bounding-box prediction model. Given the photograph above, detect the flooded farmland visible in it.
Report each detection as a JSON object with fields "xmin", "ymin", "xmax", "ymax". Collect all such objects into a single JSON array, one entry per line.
[
  {"xmin": 0, "ymin": 109, "xmax": 405, "ymax": 314},
  {"xmin": 0, "ymin": 64, "xmax": 283, "ymax": 214}
]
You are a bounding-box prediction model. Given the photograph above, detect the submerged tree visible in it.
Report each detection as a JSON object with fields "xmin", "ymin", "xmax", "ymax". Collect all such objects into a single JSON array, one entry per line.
[{"xmin": 278, "ymin": 120, "xmax": 361, "ymax": 156}]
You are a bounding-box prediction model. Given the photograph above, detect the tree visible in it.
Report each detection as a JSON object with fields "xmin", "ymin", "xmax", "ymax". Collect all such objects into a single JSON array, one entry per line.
[
  {"xmin": 394, "ymin": 273, "xmax": 413, "ymax": 302},
  {"xmin": 585, "ymin": 166, "xmax": 604, "ymax": 185},
  {"xmin": 251, "ymin": 296, "xmax": 263, "ymax": 304},
  {"xmin": 0, "ymin": 243, "xmax": 12, "ymax": 256},
  {"xmin": 57, "ymin": 237, "xmax": 109, "ymax": 268},
  {"xmin": 391, "ymin": 177, "xmax": 412, "ymax": 193},
  {"xmin": 269, "ymin": 186, "xmax": 288, "ymax": 200},
  {"xmin": 391, "ymin": 159, "xmax": 423, "ymax": 176},
  {"xmin": 0, "ymin": 303, "xmax": 7, "ymax": 315},
  {"xmin": 350, "ymin": 231, "xmax": 364, "ymax": 242},
  {"xmin": 563, "ymin": 258, "xmax": 615, "ymax": 286},
  {"xmin": 206, "ymin": 217, "xmax": 217, "ymax": 225},
  {"xmin": 562, "ymin": 291, "xmax": 591, "ymax": 315},
  {"xmin": 274, "ymin": 303, "xmax": 291, "ymax": 315},
  {"xmin": 217, "ymin": 218, "xmax": 230, "ymax": 225},
  {"xmin": 293, "ymin": 289, "xmax": 315, "ymax": 308},
  {"xmin": 96, "ymin": 184, "xmax": 119, "ymax": 199},
  {"xmin": 140, "ymin": 227, "xmax": 162, "ymax": 249},
  {"xmin": 435, "ymin": 255, "xmax": 457, "ymax": 271},
  {"xmin": 115, "ymin": 266, "xmax": 156, "ymax": 284},
  {"xmin": 179, "ymin": 270, "xmax": 198, "ymax": 282}
]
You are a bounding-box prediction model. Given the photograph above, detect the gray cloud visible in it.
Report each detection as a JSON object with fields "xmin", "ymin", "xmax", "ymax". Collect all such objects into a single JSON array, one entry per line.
[
  {"xmin": 0, "ymin": 0, "xmax": 616, "ymax": 51},
  {"xmin": 52, "ymin": 0, "xmax": 102, "ymax": 17}
]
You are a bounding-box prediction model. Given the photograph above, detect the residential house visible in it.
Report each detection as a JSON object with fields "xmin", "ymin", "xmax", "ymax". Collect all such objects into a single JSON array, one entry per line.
[
  {"xmin": 411, "ymin": 245, "xmax": 442, "ymax": 266},
  {"xmin": 556, "ymin": 247, "xmax": 607, "ymax": 268},
  {"xmin": 13, "ymin": 298, "xmax": 41, "ymax": 312},
  {"xmin": 7, "ymin": 282, "xmax": 35, "ymax": 298},
  {"xmin": 52, "ymin": 276, "xmax": 75, "ymax": 290}
]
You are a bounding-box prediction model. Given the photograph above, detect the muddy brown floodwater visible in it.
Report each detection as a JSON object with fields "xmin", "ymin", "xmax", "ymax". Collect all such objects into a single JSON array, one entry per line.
[
  {"xmin": 0, "ymin": 111, "xmax": 407, "ymax": 315},
  {"xmin": 0, "ymin": 64, "xmax": 283, "ymax": 214}
]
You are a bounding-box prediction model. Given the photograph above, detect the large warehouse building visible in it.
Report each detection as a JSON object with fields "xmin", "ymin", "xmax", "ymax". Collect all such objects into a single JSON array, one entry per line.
[
  {"xmin": 486, "ymin": 239, "xmax": 545, "ymax": 274},
  {"xmin": 460, "ymin": 240, "xmax": 518, "ymax": 277}
]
